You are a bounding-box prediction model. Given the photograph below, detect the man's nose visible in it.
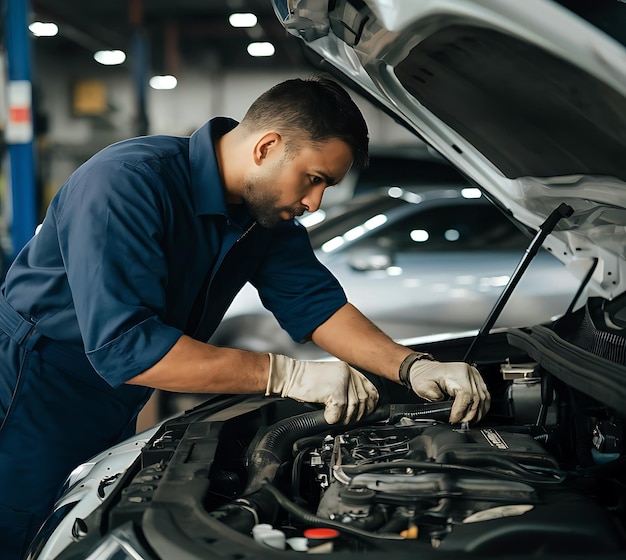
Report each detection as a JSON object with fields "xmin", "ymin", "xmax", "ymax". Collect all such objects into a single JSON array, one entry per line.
[{"xmin": 301, "ymin": 185, "xmax": 325, "ymax": 213}]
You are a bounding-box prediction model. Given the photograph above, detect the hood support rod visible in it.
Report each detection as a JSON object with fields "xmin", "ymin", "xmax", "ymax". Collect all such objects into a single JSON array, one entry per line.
[{"xmin": 464, "ymin": 202, "xmax": 574, "ymax": 364}]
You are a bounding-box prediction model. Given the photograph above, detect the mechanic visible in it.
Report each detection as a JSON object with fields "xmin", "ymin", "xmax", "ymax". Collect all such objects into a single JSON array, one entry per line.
[{"xmin": 0, "ymin": 76, "xmax": 489, "ymax": 558}]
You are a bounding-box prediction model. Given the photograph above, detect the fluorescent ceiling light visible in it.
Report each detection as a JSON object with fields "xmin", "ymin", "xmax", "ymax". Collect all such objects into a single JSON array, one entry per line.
[
  {"xmin": 461, "ymin": 187, "xmax": 482, "ymax": 199},
  {"xmin": 321, "ymin": 236, "xmax": 344, "ymax": 253},
  {"xmin": 247, "ymin": 42, "xmax": 275, "ymax": 57},
  {"xmin": 298, "ymin": 210, "xmax": 326, "ymax": 228},
  {"xmin": 410, "ymin": 230, "xmax": 429, "ymax": 242},
  {"xmin": 29, "ymin": 22, "xmax": 58, "ymax": 37},
  {"xmin": 149, "ymin": 75, "xmax": 178, "ymax": 90},
  {"xmin": 94, "ymin": 50, "xmax": 126, "ymax": 65},
  {"xmin": 364, "ymin": 214, "xmax": 387, "ymax": 230},
  {"xmin": 229, "ymin": 13, "xmax": 258, "ymax": 28}
]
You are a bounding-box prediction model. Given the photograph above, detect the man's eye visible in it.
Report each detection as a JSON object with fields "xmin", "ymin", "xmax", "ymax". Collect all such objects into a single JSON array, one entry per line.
[{"xmin": 310, "ymin": 176, "xmax": 323, "ymax": 185}]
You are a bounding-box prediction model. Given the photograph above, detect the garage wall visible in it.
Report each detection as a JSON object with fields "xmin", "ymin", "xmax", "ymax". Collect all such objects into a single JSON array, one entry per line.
[{"xmin": 34, "ymin": 52, "xmax": 421, "ymax": 200}]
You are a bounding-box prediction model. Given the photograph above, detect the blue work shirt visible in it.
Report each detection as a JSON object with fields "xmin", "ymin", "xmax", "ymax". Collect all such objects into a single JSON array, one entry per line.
[{"xmin": 3, "ymin": 117, "xmax": 347, "ymax": 388}]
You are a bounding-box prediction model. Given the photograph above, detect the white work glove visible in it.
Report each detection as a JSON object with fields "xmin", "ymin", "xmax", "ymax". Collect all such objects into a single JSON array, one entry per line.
[
  {"xmin": 399, "ymin": 353, "xmax": 490, "ymax": 424},
  {"xmin": 266, "ymin": 354, "xmax": 379, "ymax": 425}
]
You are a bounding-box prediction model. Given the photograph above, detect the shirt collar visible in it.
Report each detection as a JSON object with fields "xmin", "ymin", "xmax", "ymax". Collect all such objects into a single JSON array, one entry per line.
[{"xmin": 189, "ymin": 117, "xmax": 239, "ymax": 217}]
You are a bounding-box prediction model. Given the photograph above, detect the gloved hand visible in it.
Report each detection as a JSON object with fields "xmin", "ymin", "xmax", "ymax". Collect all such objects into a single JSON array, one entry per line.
[
  {"xmin": 400, "ymin": 353, "xmax": 490, "ymax": 424},
  {"xmin": 266, "ymin": 354, "xmax": 379, "ymax": 424}
]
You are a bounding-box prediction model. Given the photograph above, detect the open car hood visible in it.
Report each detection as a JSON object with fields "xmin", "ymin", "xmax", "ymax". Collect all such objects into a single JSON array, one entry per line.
[{"xmin": 273, "ymin": 0, "xmax": 626, "ymax": 302}]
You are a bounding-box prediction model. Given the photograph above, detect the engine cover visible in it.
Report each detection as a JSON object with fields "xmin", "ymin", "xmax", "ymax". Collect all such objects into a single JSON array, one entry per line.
[{"xmin": 308, "ymin": 420, "xmax": 622, "ymax": 554}]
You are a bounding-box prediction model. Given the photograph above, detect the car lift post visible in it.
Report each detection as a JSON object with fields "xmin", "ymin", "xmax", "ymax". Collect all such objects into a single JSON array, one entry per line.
[{"xmin": 3, "ymin": 0, "xmax": 38, "ymax": 259}]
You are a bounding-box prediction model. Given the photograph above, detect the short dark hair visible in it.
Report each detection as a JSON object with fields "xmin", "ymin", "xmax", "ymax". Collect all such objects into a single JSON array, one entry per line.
[{"xmin": 241, "ymin": 76, "xmax": 369, "ymax": 169}]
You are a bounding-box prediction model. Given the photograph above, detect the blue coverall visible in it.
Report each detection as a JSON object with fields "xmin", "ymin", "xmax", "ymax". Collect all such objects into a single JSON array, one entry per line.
[{"xmin": 0, "ymin": 117, "xmax": 347, "ymax": 558}]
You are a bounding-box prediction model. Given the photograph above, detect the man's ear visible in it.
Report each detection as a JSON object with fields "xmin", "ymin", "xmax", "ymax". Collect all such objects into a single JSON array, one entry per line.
[{"xmin": 253, "ymin": 132, "xmax": 282, "ymax": 165}]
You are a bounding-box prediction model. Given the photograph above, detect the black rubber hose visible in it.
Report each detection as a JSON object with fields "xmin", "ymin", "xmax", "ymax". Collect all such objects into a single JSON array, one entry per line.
[
  {"xmin": 243, "ymin": 405, "xmax": 392, "ymax": 494},
  {"xmin": 243, "ymin": 402, "xmax": 452, "ymax": 494},
  {"xmin": 209, "ymin": 487, "xmax": 278, "ymax": 533},
  {"xmin": 243, "ymin": 409, "xmax": 336, "ymax": 495},
  {"xmin": 261, "ymin": 480, "xmax": 405, "ymax": 544}
]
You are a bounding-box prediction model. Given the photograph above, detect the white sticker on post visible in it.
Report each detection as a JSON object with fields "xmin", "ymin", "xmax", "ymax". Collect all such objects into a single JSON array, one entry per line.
[{"xmin": 6, "ymin": 80, "xmax": 33, "ymax": 144}]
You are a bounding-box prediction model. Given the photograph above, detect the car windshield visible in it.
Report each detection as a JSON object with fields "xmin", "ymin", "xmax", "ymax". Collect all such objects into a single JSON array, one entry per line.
[
  {"xmin": 305, "ymin": 188, "xmax": 531, "ymax": 254},
  {"xmin": 306, "ymin": 190, "xmax": 405, "ymax": 248}
]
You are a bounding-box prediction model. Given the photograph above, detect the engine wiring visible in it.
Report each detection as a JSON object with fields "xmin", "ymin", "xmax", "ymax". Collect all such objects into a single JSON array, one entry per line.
[{"xmin": 336, "ymin": 458, "xmax": 567, "ymax": 485}]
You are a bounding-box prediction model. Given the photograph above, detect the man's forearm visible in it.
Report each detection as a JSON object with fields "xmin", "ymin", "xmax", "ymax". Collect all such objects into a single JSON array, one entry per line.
[
  {"xmin": 312, "ymin": 303, "xmax": 490, "ymax": 423},
  {"xmin": 125, "ymin": 334, "xmax": 270, "ymax": 393},
  {"xmin": 126, "ymin": 331, "xmax": 380, "ymax": 425},
  {"xmin": 311, "ymin": 303, "xmax": 412, "ymax": 383}
]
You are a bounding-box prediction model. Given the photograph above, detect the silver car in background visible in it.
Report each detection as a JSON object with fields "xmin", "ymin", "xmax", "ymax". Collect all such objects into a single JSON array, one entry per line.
[{"xmin": 209, "ymin": 185, "xmax": 580, "ymax": 359}]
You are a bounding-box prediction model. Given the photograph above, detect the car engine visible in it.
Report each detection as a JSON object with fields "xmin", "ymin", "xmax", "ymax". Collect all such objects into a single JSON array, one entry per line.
[
  {"xmin": 288, "ymin": 417, "xmax": 619, "ymax": 554},
  {"xmin": 209, "ymin": 397, "xmax": 623, "ymax": 557}
]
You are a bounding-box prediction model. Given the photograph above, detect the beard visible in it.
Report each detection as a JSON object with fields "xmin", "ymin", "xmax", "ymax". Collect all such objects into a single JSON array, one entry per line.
[{"xmin": 242, "ymin": 172, "xmax": 305, "ymax": 229}]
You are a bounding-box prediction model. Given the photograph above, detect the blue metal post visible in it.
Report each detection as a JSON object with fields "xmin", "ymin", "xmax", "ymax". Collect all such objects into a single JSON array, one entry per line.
[
  {"xmin": 4, "ymin": 0, "xmax": 37, "ymax": 259},
  {"xmin": 132, "ymin": 29, "xmax": 150, "ymax": 136}
]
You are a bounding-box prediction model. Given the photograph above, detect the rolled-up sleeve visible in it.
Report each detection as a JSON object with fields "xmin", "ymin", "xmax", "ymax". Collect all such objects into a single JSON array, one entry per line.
[
  {"xmin": 55, "ymin": 159, "xmax": 183, "ymax": 387},
  {"xmin": 251, "ymin": 221, "xmax": 347, "ymax": 343}
]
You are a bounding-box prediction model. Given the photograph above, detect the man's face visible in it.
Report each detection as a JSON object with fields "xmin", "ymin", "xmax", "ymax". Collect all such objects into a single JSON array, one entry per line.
[{"xmin": 242, "ymin": 137, "xmax": 353, "ymax": 229}]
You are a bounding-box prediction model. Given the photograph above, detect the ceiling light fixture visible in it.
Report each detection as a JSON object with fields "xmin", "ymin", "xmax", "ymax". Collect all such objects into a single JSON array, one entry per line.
[
  {"xmin": 247, "ymin": 42, "xmax": 275, "ymax": 57},
  {"xmin": 149, "ymin": 75, "xmax": 178, "ymax": 90},
  {"xmin": 29, "ymin": 22, "xmax": 58, "ymax": 37},
  {"xmin": 93, "ymin": 50, "xmax": 126, "ymax": 65},
  {"xmin": 461, "ymin": 187, "xmax": 482, "ymax": 199},
  {"xmin": 229, "ymin": 13, "xmax": 258, "ymax": 28}
]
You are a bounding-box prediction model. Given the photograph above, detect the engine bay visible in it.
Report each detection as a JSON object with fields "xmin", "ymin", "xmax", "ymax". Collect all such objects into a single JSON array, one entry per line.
[
  {"xmin": 52, "ymin": 327, "xmax": 626, "ymax": 560},
  {"xmin": 202, "ymin": 394, "xmax": 625, "ymax": 557},
  {"xmin": 260, "ymin": 415, "xmax": 622, "ymax": 555}
]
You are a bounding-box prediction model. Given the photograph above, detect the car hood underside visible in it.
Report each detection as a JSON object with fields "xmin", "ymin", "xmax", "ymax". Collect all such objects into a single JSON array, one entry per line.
[{"xmin": 274, "ymin": 0, "xmax": 626, "ymax": 302}]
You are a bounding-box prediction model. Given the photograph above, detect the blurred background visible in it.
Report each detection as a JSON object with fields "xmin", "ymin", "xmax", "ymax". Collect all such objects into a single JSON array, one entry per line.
[
  {"xmin": 0, "ymin": 0, "xmax": 580, "ymax": 426},
  {"xmin": 0, "ymin": 0, "xmax": 466, "ymax": 425},
  {"xmin": 0, "ymin": 0, "xmax": 441, "ymax": 270}
]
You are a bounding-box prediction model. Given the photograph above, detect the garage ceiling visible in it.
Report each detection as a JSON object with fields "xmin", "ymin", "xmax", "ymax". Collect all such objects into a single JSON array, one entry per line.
[{"xmin": 29, "ymin": 0, "xmax": 307, "ymax": 70}]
